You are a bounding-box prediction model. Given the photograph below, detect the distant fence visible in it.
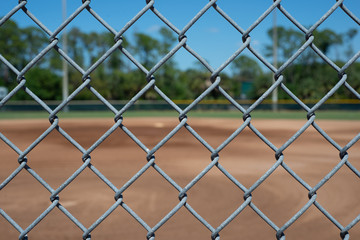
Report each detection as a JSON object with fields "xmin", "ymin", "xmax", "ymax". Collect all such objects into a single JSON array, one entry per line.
[
  {"xmin": 0, "ymin": 0, "xmax": 359, "ymax": 240},
  {"xmin": 2, "ymin": 99, "xmax": 360, "ymax": 112}
]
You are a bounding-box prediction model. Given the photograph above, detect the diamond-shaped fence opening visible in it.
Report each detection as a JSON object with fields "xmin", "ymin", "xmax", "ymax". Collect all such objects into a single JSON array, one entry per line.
[
  {"xmin": 0, "ymin": 1, "xmax": 359, "ymax": 240},
  {"xmin": 0, "ymin": 169, "xmax": 51, "ymax": 227},
  {"xmin": 316, "ymin": 166, "xmax": 360, "ymax": 221}
]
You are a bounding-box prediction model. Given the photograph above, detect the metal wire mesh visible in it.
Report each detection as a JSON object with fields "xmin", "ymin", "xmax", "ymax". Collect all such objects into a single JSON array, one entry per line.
[{"xmin": 0, "ymin": 0, "xmax": 359, "ymax": 239}]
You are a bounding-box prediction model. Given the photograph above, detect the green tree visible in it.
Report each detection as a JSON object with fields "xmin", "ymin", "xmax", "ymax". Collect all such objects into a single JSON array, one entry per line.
[
  {"xmin": 154, "ymin": 27, "xmax": 181, "ymax": 99},
  {"xmin": 22, "ymin": 26, "xmax": 48, "ymax": 63},
  {"xmin": 227, "ymin": 56, "xmax": 263, "ymax": 99},
  {"xmin": 313, "ymin": 29, "xmax": 343, "ymax": 55},
  {"xmin": 231, "ymin": 56, "xmax": 262, "ymax": 81},
  {"xmin": 178, "ymin": 68, "xmax": 210, "ymax": 99},
  {"xmin": 13, "ymin": 67, "xmax": 61, "ymax": 100},
  {"xmin": 264, "ymin": 26, "xmax": 349, "ymax": 100},
  {"xmin": 0, "ymin": 19, "xmax": 26, "ymax": 86},
  {"xmin": 133, "ymin": 32, "xmax": 160, "ymax": 69},
  {"xmin": 104, "ymin": 32, "xmax": 127, "ymax": 72},
  {"xmin": 265, "ymin": 26, "xmax": 344, "ymax": 64},
  {"xmin": 265, "ymin": 26, "xmax": 303, "ymax": 64},
  {"xmin": 343, "ymin": 28, "xmax": 358, "ymax": 59},
  {"xmin": 67, "ymin": 27, "xmax": 85, "ymax": 67}
]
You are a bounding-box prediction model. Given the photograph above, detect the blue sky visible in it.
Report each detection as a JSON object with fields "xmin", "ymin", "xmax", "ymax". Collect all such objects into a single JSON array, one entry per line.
[{"xmin": 1, "ymin": 0, "xmax": 359, "ymax": 72}]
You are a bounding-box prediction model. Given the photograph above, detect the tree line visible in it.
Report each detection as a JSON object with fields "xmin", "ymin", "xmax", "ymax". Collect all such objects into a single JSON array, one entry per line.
[{"xmin": 0, "ymin": 19, "xmax": 359, "ymax": 101}]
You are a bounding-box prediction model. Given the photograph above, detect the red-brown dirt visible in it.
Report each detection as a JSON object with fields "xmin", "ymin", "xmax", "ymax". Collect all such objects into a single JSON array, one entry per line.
[{"xmin": 0, "ymin": 118, "xmax": 359, "ymax": 240}]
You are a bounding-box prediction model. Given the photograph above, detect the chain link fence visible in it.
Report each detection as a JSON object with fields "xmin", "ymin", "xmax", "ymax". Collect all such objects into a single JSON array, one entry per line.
[{"xmin": 0, "ymin": 0, "xmax": 359, "ymax": 239}]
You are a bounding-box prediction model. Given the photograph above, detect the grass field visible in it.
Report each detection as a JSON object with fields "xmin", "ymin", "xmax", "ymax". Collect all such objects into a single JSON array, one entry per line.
[{"xmin": 0, "ymin": 110, "xmax": 359, "ymax": 120}]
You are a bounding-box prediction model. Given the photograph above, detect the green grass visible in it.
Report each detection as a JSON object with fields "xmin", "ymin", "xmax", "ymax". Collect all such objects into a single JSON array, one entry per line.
[{"xmin": 0, "ymin": 110, "xmax": 359, "ymax": 120}]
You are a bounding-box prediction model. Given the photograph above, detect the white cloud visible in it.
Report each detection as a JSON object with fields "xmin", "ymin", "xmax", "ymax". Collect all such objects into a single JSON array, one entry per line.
[
  {"xmin": 146, "ymin": 24, "xmax": 162, "ymax": 33},
  {"xmin": 252, "ymin": 40, "xmax": 260, "ymax": 46}
]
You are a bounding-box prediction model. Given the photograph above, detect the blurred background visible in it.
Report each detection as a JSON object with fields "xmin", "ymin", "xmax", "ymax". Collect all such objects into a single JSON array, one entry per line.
[{"xmin": 0, "ymin": 0, "xmax": 359, "ymax": 113}]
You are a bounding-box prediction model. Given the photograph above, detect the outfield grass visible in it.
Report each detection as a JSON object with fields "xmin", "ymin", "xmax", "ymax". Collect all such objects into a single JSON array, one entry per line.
[{"xmin": 0, "ymin": 110, "xmax": 359, "ymax": 120}]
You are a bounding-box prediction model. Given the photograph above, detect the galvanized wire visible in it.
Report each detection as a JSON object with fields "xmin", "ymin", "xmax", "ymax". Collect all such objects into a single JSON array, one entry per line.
[{"xmin": 0, "ymin": 0, "xmax": 359, "ymax": 239}]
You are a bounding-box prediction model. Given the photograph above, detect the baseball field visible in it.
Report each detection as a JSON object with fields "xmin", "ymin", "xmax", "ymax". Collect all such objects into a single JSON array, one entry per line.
[{"xmin": 0, "ymin": 114, "xmax": 359, "ymax": 239}]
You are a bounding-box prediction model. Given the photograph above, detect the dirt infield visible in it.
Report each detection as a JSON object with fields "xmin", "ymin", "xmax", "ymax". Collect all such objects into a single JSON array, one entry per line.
[{"xmin": 0, "ymin": 117, "xmax": 359, "ymax": 239}]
